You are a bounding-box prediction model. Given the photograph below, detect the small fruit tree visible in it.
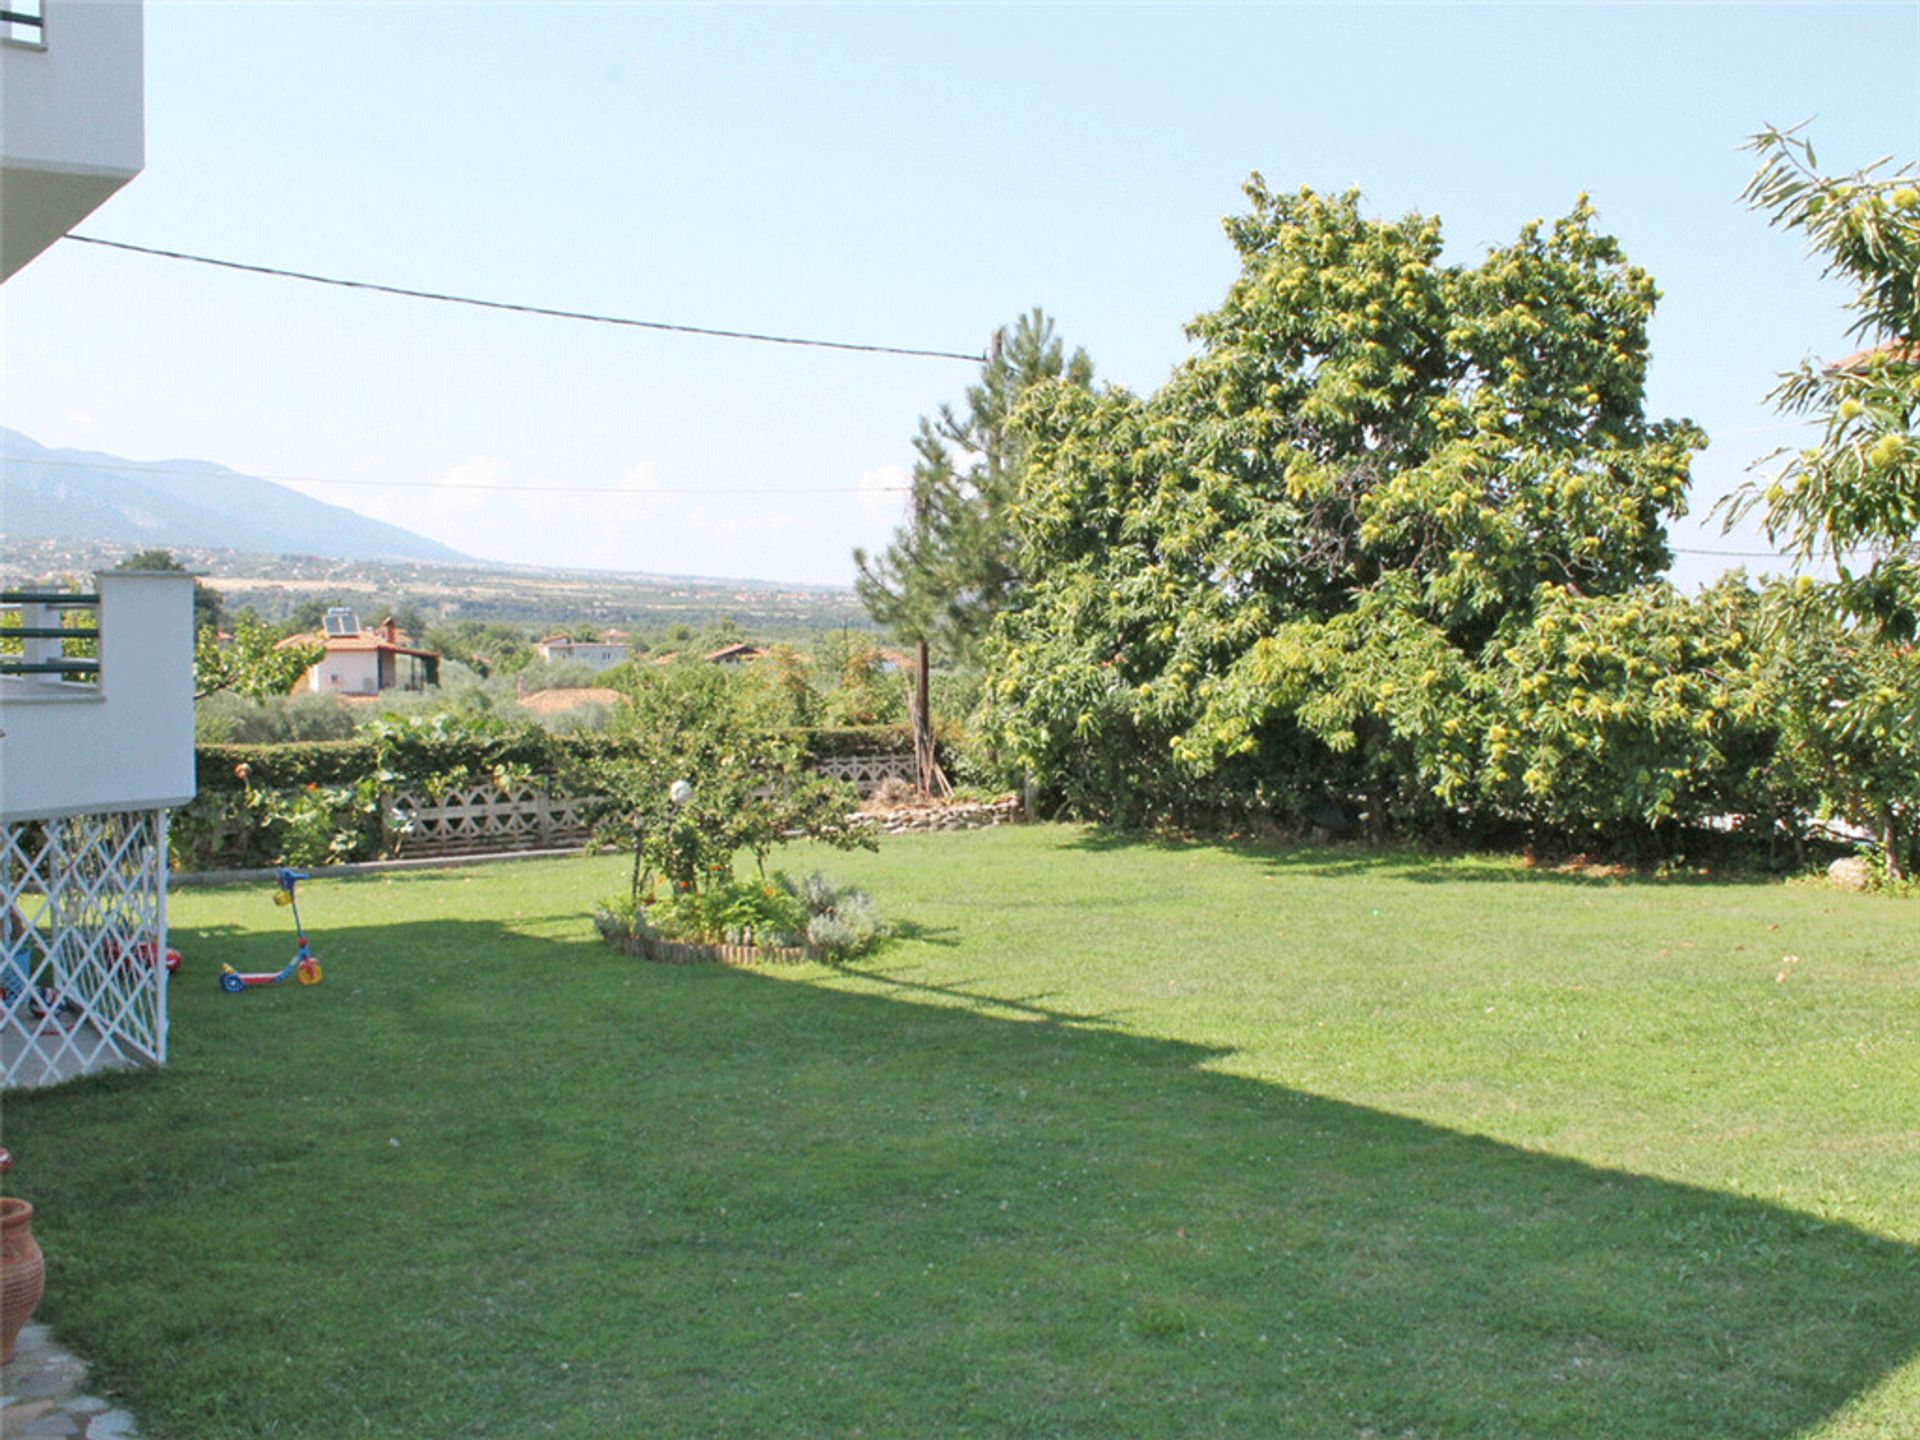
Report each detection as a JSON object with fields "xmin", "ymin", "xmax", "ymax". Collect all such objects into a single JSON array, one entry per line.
[{"xmin": 570, "ymin": 664, "xmax": 873, "ymax": 922}]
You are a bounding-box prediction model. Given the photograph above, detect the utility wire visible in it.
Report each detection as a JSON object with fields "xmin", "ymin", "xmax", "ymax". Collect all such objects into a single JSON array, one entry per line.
[
  {"xmin": 5, "ymin": 452, "xmax": 905, "ymax": 496},
  {"xmin": 1671, "ymin": 545, "xmax": 1872, "ymax": 560},
  {"xmin": 1672, "ymin": 546, "xmax": 1804, "ymax": 559},
  {"xmin": 64, "ymin": 234, "xmax": 987, "ymax": 364}
]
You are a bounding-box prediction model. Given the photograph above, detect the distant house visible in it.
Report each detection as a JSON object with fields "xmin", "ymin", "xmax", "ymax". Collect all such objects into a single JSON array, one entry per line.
[
  {"xmin": 280, "ymin": 608, "xmax": 440, "ymax": 697},
  {"xmin": 704, "ymin": 643, "xmax": 769, "ymax": 666},
  {"xmin": 534, "ymin": 634, "xmax": 629, "ymax": 671}
]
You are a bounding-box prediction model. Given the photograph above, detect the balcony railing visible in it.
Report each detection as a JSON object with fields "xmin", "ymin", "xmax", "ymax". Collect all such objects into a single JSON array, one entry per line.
[
  {"xmin": 0, "ymin": 1, "xmax": 44, "ymax": 47},
  {"xmin": 0, "ymin": 590, "xmax": 101, "ymax": 683}
]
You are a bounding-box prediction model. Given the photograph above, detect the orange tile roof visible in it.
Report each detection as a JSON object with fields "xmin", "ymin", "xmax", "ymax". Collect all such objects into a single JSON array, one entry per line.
[
  {"xmin": 1827, "ymin": 340, "xmax": 1920, "ymax": 373},
  {"xmin": 276, "ymin": 630, "xmax": 438, "ymax": 659}
]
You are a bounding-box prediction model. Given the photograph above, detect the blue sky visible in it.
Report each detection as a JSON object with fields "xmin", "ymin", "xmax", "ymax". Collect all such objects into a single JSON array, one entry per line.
[{"xmin": 3, "ymin": 2, "xmax": 1916, "ymax": 587}]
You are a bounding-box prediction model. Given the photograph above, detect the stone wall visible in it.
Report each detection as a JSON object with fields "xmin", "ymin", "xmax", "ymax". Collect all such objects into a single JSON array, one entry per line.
[{"xmin": 860, "ymin": 795, "xmax": 1024, "ymax": 835}]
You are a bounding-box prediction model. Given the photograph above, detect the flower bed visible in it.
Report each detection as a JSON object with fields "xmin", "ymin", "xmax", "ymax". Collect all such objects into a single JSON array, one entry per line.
[{"xmin": 594, "ymin": 871, "xmax": 887, "ymax": 965}]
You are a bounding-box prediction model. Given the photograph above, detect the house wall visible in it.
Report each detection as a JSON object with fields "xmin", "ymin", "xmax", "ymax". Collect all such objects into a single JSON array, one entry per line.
[
  {"xmin": 310, "ymin": 650, "xmax": 380, "ymax": 696},
  {"xmin": 1, "ymin": 0, "xmax": 144, "ymax": 281},
  {"xmin": 0, "ymin": 570, "xmax": 194, "ymax": 823},
  {"xmin": 537, "ymin": 642, "xmax": 628, "ymax": 671}
]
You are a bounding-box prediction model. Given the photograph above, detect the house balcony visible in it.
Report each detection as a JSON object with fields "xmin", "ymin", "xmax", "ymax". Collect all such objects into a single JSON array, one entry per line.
[
  {"xmin": 0, "ymin": 570, "xmax": 194, "ymax": 824},
  {"xmin": 1, "ymin": 569, "xmax": 189, "ymax": 1087},
  {"xmin": 1, "ymin": 0, "xmax": 144, "ymax": 282}
]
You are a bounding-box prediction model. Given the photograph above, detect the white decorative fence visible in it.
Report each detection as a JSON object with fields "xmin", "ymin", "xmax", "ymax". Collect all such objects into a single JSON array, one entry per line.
[
  {"xmin": 1, "ymin": 809, "xmax": 169, "ymax": 1089},
  {"xmin": 813, "ymin": 754, "xmax": 919, "ymax": 796},
  {"xmin": 382, "ymin": 756, "xmax": 916, "ymax": 857},
  {"xmin": 386, "ymin": 781, "xmax": 595, "ymax": 858}
]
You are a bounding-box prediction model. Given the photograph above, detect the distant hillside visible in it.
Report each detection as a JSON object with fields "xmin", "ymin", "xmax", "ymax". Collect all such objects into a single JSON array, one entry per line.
[
  {"xmin": 0, "ymin": 428, "xmax": 469, "ymax": 563},
  {"xmin": 1, "ymin": 537, "xmax": 872, "ymax": 638}
]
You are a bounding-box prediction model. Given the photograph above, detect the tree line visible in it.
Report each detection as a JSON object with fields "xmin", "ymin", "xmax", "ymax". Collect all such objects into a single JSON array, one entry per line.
[{"xmin": 859, "ymin": 128, "xmax": 1919, "ymax": 877}]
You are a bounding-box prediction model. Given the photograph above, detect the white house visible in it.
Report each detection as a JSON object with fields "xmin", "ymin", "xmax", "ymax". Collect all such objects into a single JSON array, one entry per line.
[
  {"xmin": 534, "ymin": 634, "xmax": 630, "ymax": 671},
  {"xmin": 1, "ymin": 571, "xmax": 192, "ymax": 1087},
  {"xmin": 282, "ymin": 610, "xmax": 440, "ymax": 697},
  {"xmin": 1, "ymin": 1, "xmax": 162, "ymax": 1088},
  {"xmin": 2, "ymin": 0, "xmax": 144, "ymax": 282}
]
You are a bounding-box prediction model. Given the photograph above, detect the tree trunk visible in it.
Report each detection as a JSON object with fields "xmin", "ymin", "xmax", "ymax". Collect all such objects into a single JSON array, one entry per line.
[{"xmin": 1881, "ymin": 807, "xmax": 1905, "ymax": 883}]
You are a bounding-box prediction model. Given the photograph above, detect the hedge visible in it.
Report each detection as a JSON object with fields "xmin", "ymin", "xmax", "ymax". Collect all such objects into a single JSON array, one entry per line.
[
  {"xmin": 792, "ymin": 725, "xmax": 916, "ymax": 761},
  {"xmin": 178, "ymin": 726, "xmax": 920, "ymax": 871},
  {"xmin": 195, "ymin": 726, "xmax": 915, "ymax": 796}
]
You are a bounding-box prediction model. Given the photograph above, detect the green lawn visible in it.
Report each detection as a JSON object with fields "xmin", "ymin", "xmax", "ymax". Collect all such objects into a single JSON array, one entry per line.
[{"xmin": 6, "ymin": 826, "xmax": 1919, "ymax": 1438}]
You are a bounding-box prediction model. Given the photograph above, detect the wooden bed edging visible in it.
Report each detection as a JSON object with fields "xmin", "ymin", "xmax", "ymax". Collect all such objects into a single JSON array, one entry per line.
[{"xmin": 605, "ymin": 934, "xmax": 814, "ymax": 966}]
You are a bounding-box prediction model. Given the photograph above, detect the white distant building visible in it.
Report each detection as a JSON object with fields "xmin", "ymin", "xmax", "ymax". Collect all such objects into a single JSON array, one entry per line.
[
  {"xmin": 534, "ymin": 634, "xmax": 629, "ymax": 671},
  {"xmin": 1, "ymin": 571, "xmax": 192, "ymax": 1087},
  {"xmin": 2, "ymin": 0, "xmax": 145, "ymax": 281},
  {"xmin": 282, "ymin": 609, "xmax": 440, "ymax": 697}
]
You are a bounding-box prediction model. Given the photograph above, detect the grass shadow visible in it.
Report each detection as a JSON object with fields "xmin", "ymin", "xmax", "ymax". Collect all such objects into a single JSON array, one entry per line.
[
  {"xmin": 1059, "ymin": 824, "xmax": 1787, "ymax": 888},
  {"xmin": 7, "ymin": 915, "xmax": 1916, "ymax": 1438},
  {"xmin": 883, "ymin": 918, "xmax": 963, "ymax": 948}
]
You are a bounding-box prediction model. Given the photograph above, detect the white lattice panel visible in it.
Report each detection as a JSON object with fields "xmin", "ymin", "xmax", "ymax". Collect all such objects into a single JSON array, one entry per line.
[
  {"xmin": 814, "ymin": 754, "xmax": 918, "ymax": 796},
  {"xmin": 387, "ymin": 783, "xmax": 594, "ymax": 857},
  {"xmin": 2, "ymin": 809, "xmax": 168, "ymax": 1088}
]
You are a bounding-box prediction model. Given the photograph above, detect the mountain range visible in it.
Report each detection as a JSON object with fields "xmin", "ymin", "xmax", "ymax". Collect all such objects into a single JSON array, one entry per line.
[{"xmin": 0, "ymin": 428, "xmax": 468, "ymax": 563}]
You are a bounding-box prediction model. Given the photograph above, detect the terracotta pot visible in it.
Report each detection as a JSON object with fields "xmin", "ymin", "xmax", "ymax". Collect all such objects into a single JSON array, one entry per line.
[{"xmin": 1, "ymin": 1196, "xmax": 45, "ymax": 1364}]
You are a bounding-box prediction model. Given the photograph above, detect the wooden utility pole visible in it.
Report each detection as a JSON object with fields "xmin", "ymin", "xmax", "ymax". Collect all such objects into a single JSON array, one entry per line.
[
  {"xmin": 910, "ymin": 467, "xmax": 948, "ymax": 796},
  {"xmin": 913, "ymin": 636, "xmax": 937, "ymax": 794}
]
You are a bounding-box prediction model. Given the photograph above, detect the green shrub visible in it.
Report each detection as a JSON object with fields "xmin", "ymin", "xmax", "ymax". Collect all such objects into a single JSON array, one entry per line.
[
  {"xmin": 795, "ymin": 725, "xmax": 916, "ymax": 760},
  {"xmin": 595, "ymin": 869, "xmax": 887, "ymax": 961}
]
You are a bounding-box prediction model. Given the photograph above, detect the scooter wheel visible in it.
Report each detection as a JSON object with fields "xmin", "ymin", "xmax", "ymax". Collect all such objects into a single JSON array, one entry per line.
[
  {"xmin": 297, "ymin": 960, "xmax": 323, "ymax": 986},
  {"xmin": 219, "ymin": 971, "xmax": 245, "ymax": 994}
]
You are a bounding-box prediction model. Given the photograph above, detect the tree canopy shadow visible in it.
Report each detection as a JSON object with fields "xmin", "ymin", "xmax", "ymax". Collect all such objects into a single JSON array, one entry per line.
[
  {"xmin": 882, "ymin": 918, "xmax": 963, "ymax": 948},
  {"xmin": 9, "ymin": 916, "xmax": 1916, "ymax": 1439},
  {"xmin": 1059, "ymin": 824, "xmax": 1785, "ymax": 888}
]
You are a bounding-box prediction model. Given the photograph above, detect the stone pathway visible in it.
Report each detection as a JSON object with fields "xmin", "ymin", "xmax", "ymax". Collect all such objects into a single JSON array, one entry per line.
[{"xmin": 0, "ymin": 1324, "xmax": 141, "ymax": 1439}]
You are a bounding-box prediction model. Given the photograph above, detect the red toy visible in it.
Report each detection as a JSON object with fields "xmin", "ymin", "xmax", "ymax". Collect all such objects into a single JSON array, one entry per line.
[{"xmin": 109, "ymin": 939, "xmax": 182, "ymax": 975}]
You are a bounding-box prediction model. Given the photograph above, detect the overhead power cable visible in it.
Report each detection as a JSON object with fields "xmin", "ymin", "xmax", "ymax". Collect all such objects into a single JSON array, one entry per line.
[
  {"xmin": 6, "ymin": 452, "xmax": 906, "ymax": 496},
  {"xmin": 63, "ymin": 234, "xmax": 987, "ymax": 364},
  {"xmin": 1670, "ymin": 544, "xmax": 1871, "ymax": 560}
]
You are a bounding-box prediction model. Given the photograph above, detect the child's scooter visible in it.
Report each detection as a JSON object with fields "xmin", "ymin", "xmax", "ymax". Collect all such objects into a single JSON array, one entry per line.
[{"xmin": 219, "ymin": 867, "xmax": 324, "ymax": 993}]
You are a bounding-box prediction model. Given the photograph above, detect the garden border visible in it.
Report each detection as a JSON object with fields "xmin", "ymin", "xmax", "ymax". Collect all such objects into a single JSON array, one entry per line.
[{"xmin": 602, "ymin": 934, "xmax": 813, "ymax": 966}]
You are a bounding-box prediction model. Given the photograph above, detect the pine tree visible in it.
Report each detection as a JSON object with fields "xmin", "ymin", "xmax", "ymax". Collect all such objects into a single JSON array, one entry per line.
[{"xmin": 854, "ymin": 309, "xmax": 1093, "ymax": 790}]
